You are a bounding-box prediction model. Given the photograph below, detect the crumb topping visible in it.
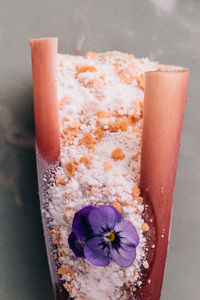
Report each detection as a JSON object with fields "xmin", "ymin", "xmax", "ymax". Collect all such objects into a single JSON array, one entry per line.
[
  {"xmin": 111, "ymin": 147, "xmax": 126, "ymax": 161},
  {"xmin": 45, "ymin": 50, "xmax": 158, "ymax": 300}
]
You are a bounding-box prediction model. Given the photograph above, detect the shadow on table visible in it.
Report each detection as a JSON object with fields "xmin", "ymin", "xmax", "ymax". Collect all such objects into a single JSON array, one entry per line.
[{"xmin": 0, "ymin": 87, "xmax": 54, "ymax": 300}]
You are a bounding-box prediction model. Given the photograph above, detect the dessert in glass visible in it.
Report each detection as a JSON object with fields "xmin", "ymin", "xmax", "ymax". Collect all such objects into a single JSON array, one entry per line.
[{"xmin": 30, "ymin": 37, "xmax": 189, "ymax": 300}]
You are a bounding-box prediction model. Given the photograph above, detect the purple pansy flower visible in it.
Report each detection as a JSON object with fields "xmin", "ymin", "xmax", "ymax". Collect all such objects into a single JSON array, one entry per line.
[{"xmin": 68, "ymin": 205, "xmax": 139, "ymax": 268}]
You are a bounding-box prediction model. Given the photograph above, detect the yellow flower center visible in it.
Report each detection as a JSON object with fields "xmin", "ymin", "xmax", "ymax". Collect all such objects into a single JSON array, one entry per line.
[{"xmin": 104, "ymin": 231, "xmax": 116, "ymax": 243}]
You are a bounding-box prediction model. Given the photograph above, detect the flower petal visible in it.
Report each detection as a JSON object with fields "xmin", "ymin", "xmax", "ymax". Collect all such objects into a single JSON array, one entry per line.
[
  {"xmin": 68, "ymin": 231, "xmax": 85, "ymax": 258},
  {"xmin": 88, "ymin": 205, "xmax": 121, "ymax": 234},
  {"xmin": 72, "ymin": 205, "xmax": 96, "ymax": 241},
  {"xmin": 110, "ymin": 242, "xmax": 137, "ymax": 268},
  {"xmin": 84, "ymin": 237, "xmax": 111, "ymax": 266},
  {"xmin": 114, "ymin": 221, "xmax": 139, "ymax": 246}
]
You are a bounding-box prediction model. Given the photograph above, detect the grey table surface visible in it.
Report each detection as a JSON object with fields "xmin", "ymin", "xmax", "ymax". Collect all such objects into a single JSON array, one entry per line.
[{"xmin": 0, "ymin": 0, "xmax": 199, "ymax": 299}]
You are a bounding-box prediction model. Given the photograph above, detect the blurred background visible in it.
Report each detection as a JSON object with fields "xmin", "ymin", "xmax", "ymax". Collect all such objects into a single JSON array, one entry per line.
[{"xmin": 0, "ymin": 0, "xmax": 199, "ymax": 299}]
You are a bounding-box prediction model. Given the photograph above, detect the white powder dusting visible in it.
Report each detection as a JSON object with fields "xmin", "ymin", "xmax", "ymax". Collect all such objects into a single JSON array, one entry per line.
[{"xmin": 46, "ymin": 51, "xmax": 158, "ymax": 299}]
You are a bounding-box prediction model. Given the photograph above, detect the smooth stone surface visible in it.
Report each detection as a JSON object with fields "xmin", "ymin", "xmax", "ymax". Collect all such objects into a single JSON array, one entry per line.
[{"xmin": 0, "ymin": 0, "xmax": 199, "ymax": 299}]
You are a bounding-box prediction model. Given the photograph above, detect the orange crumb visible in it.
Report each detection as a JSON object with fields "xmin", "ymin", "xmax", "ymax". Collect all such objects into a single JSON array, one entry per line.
[
  {"xmin": 74, "ymin": 159, "xmax": 79, "ymax": 166},
  {"xmin": 80, "ymin": 156, "xmax": 92, "ymax": 167},
  {"xmin": 85, "ymin": 51, "xmax": 97, "ymax": 58},
  {"xmin": 62, "ymin": 214, "xmax": 68, "ymax": 222},
  {"xmin": 112, "ymin": 200, "xmax": 122, "ymax": 213},
  {"xmin": 142, "ymin": 223, "xmax": 149, "ymax": 231},
  {"xmin": 119, "ymin": 69, "xmax": 135, "ymax": 84},
  {"xmin": 139, "ymin": 100, "xmax": 144, "ymax": 117},
  {"xmin": 123, "ymin": 201, "xmax": 134, "ymax": 207},
  {"xmin": 131, "ymin": 152, "xmax": 141, "ymax": 160},
  {"xmin": 51, "ymin": 229, "xmax": 61, "ymax": 248},
  {"xmin": 76, "ymin": 65, "xmax": 97, "ymax": 75},
  {"xmin": 132, "ymin": 127, "xmax": 140, "ymax": 133},
  {"xmin": 57, "ymin": 178, "xmax": 66, "ymax": 185},
  {"xmin": 103, "ymin": 161, "xmax": 112, "ymax": 171},
  {"xmin": 135, "ymin": 207, "xmax": 139, "ymax": 214},
  {"xmin": 49, "ymin": 230, "xmax": 54, "ymax": 237},
  {"xmin": 119, "ymin": 119, "xmax": 129, "ymax": 131},
  {"xmin": 58, "ymin": 267, "xmax": 73, "ymax": 276},
  {"xmin": 135, "ymin": 177, "xmax": 140, "ymax": 186},
  {"xmin": 115, "ymin": 63, "xmax": 135, "ymax": 84},
  {"xmin": 68, "ymin": 122, "xmax": 80, "ymax": 130},
  {"xmin": 95, "ymin": 110, "xmax": 108, "ymax": 119},
  {"xmin": 60, "ymin": 250, "xmax": 67, "ymax": 257},
  {"xmin": 108, "ymin": 118, "xmax": 128, "ymax": 132},
  {"xmin": 129, "ymin": 113, "xmax": 141, "ymax": 124},
  {"xmin": 61, "ymin": 129, "xmax": 78, "ymax": 146},
  {"xmin": 94, "ymin": 127, "xmax": 104, "ymax": 141},
  {"xmin": 64, "ymin": 282, "xmax": 73, "ymax": 294},
  {"xmin": 132, "ymin": 186, "xmax": 141, "ymax": 197},
  {"xmin": 108, "ymin": 122, "xmax": 119, "ymax": 132},
  {"xmin": 82, "ymin": 78, "xmax": 97, "ymax": 88},
  {"xmin": 49, "ymin": 179, "xmax": 55, "ymax": 186},
  {"xmin": 132, "ymin": 166, "xmax": 136, "ymax": 172},
  {"xmin": 132, "ymin": 269, "xmax": 136, "ymax": 278},
  {"xmin": 133, "ymin": 287, "xmax": 137, "ymax": 292},
  {"xmin": 108, "ymin": 120, "xmax": 120, "ymax": 132},
  {"xmin": 70, "ymin": 212, "xmax": 75, "ymax": 220},
  {"xmin": 65, "ymin": 162, "xmax": 76, "ymax": 178},
  {"xmin": 80, "ymin": 133, "xmax": 96, "ymax": 148},
  {"xmin": 59, "ymin": 96, "xmax": 71, "ymax": 108},
  {"xmin": 137, "ymin": 196, "xmax": 143, "ymax": 204},
  {"xmin": 100, "ymin": 75, "xmax": 105, "ymax": 80},
  {"xmin": 128, "ymin": 54, "xmax": 135, "ymax": 60},
  {"xmin": 111, "ymin": 147, "xmax": 125, "ymax": 160},
  {"xmin": 107, "ymin": 187, "xmax": 111, "ymax": 194},
  {"xmin": 136, "ymin": 74, "xmax": 145, "ymax": 90},
  {"xmin": 129, "ymin": 61, "xmax": 138, "ymax": 70}
]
